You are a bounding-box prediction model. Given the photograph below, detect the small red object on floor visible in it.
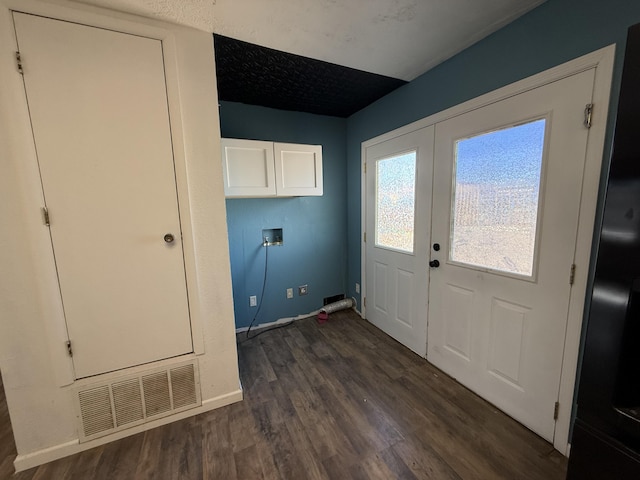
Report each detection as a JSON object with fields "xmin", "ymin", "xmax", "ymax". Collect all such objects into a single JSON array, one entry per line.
[{"xmin": 317, "ymin": 311, "xmax": 329, "ymax": 324}]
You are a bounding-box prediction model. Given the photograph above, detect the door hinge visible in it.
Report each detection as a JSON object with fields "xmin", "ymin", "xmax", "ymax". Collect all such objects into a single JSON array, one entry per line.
[
  {"xmin": 554, "ymin": 401, "xmax": 560, "ymax": 420},
  {"xmin": 66, "ymin": 340, "xmax": 73, "ymax": 357},
  {"xmin": 569, "ymin": 263, "xmax": 576, "ymax": 285},
  {"xmin": 364, "ymin": 231, "xmax": 367, "ymax": 243},
  {"xmin": 364, "ymin": 162, "xmax": 367, "ymax": 174},
  {"xmin": 15, "ymin": 51, "xmax": 23, "ymax": 74},
  {"xmin": 584, "ymin": 103, "xmax": 593, "ymax": 129},
  {"xmin": 363, "ymin": 297, "xmax": 366, "ymax": 308},
  {"xmin": 41, "ymin": 206, "xmax": 50, "ymax": 226}
]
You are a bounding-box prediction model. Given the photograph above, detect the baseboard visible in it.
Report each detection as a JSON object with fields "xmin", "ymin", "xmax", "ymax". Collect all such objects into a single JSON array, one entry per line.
[
  {"xmin": 234, "ymin": 305, "xmax": 364, "ymax": 333},
  {"xmin": 235, "ymin": 310, "xmax": 320, "ymax": 333},
  {"xmin": 13, "ymin": 388, "xmax": 243, "ymax": 473},
  {"xmin": 200, "ymin": 389, "xmax": 243, "ymax": 410},
  {"xmin": 13, "ymin": 439, "xmax": 80, "ymax": 474}
]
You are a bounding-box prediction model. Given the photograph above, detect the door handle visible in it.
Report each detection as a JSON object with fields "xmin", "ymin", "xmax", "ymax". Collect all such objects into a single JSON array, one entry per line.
[{"xmin": 429, "ymin": 260, "xmax": 440, "ymax": 268}]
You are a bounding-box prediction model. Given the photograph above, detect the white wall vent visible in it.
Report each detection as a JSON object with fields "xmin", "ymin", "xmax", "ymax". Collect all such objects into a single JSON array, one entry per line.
[
  {"xmin": 113, "ymin": 378, "xmax": 144, "ymax": 427},
  {"xmin": 142, "ymin": 371, "xmax": 172, "ymax": 417},
  {"xmin": 75, "ymin": 360, "xmax": 201, "ymax": 442},
  {"xmin": 78, "ymin": 386, "xmax": 114, "ymax": 437}
]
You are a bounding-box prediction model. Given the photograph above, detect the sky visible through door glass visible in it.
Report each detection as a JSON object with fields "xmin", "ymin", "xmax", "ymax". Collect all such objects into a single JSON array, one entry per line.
[
  {"xmin": 451, "ymin": 119, "xmax": 546, "ymax": 276},
  {"xmin": 376, "ymin": 152, "xmax": 416, "ymax": 253}
]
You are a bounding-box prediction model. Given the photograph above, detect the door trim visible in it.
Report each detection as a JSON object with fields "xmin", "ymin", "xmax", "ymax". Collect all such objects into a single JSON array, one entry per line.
[{"xmin": 361, "ymin": 45, "xmax": 615, "ymax": 454}]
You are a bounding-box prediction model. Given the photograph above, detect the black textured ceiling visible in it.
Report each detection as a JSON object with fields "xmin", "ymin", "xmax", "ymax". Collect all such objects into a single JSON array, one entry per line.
[{"xmin": 213, "ymin": 34, "xmax": 407, "ymax": 118}]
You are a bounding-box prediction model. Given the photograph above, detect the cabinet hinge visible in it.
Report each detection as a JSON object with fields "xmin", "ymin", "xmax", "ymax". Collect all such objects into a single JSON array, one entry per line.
[
  {"xmin": 66, "ymin": 340, "xmax": 73, "ymax": 357},
  {"xmin": 554, "ymin": 401, "xmax": 560, "ymax": 420},
  {"xmin": 584, "ymin": 103, "xmax": 593, "ymax": 129},
  {"xmin": 41, "ymin": 206, "xmax": 50, "ymax": 226},
  {"xmin": 569, "ymin": 263, "xmax": 576, "ymax": 285},
  {"xmin": 15, "ymin": 51, "xmax": 23, "ymax": 74}
]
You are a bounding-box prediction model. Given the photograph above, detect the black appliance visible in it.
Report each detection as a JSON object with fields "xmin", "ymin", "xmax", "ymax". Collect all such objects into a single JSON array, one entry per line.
[{"xmin": 567, "ymin": 23, "xmax": 640, "ymax": 479}]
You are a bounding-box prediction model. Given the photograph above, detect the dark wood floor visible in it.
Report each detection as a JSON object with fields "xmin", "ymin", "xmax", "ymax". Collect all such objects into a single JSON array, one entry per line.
[
  {"xmin": 1, "ymin": 372, "xmax": 17, "ymax": 480},
  {"xmin": 1, "ymin": 310, "xmax": 567, "ymax": 479}
]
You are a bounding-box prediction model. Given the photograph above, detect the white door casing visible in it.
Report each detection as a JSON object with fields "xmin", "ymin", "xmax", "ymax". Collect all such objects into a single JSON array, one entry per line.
[
  {"xmin": 427, "ymin": 69, "xmax": 595, "ymax": 442},
  {"xmin": 14, "ymin": 12, "xmax": 194, "ymax": 378},
  {"xmin": 364, "ymin": 127, "xmax": 434, "ymax": 357}
]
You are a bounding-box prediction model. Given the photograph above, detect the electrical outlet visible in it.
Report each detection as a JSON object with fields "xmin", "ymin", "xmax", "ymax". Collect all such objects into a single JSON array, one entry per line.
[
  {"xmin": 286, "ymin": 288, "xmax": 293, "ymax": 299},
  {"xmin": 355, "ymin": 283, "xmax": 360, "ymax": 294},
  {"xmin": 298, "ymin": 285, "xmax": 308, "ymax": 296},
  {"xmin": 249, "ymin": 295, "xmax": 257, "ymax": 307}
]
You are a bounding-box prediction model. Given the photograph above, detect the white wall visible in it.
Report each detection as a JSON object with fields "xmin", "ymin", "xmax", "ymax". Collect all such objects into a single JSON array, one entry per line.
[{"xmin": 0, "ymin": 0, "xmax": 241, "ymax": 471}]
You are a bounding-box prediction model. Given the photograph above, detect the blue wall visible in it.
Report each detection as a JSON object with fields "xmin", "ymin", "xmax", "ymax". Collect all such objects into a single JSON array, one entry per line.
[
  {"xmin": 346, "ymin": 0, "xmax": 640, "ymax": 307},
  {"xmin": 219, "ymin": 101, "xmax": 347, "ymax": 328},
  {"xmin": 220, "ymin": 0, "xmax": 640, "ymax": 331}
]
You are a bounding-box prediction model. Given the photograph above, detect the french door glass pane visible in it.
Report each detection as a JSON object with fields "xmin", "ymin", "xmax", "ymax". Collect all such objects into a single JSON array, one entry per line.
[
  {"xmin": 376, "ymin": 152, "xmax": 417, "ymax": 253},
  {"xmin": 451, "ymin": 119, "xmax": 546, "ymax": 276}
]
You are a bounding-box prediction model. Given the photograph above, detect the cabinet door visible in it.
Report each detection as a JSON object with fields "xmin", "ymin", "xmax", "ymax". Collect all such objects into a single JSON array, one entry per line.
[
  {"xmin": 274, "ymin": 143, "xmax": 323, "ymax": 196},
  {"xmin": 14, "ymin": 12, "xmax": 193, "ymax": 378},
  {"xmin": 221, "ymin": 139, "xmax": 276, "ymax": 197}
]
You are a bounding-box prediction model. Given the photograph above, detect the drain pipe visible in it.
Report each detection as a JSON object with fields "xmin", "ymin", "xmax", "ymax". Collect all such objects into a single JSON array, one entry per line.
[{"xmin": 317, "ymin": 297, "xmax": 356, "ymax": 323}]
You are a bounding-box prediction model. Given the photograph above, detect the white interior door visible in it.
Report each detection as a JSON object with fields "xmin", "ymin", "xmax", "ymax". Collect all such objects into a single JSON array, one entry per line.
[
  {"xmin": 364, "ymin": 127, "xmax": 433, "ymax": 356},
  {"xmin": 427, "ymin": 69, "xmax": 596, "ymax": 441},
  {"xmin": 14, "ymin": 13, "xmax": 193, "ymax": 378}
]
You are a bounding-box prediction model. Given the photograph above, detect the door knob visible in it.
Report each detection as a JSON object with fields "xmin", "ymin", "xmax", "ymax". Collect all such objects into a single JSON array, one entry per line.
[
  {"xmin": 164, "ymin": 233, "xmax": 175, "ymax": 243},
  {"xmin": 429, "ymin": 259, "xmax": 440, "ymax": 268}
]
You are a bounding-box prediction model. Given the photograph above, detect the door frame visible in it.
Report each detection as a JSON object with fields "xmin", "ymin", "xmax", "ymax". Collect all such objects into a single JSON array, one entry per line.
[
  {"xmin": 361, "ymin": 45, "xmax": 615, "ymax": 454},
  {"xmin": 0, "ymin": 0, "xmax": 207, "ymax": 386}
]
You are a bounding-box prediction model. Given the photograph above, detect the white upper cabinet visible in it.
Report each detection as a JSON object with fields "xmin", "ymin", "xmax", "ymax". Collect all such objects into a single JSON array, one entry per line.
[
  {"xmin": 273, "ymin": 142, "xmax": 323, "ymax": 196},
  {"xmin": 221, "ymin": 138, "xmax": 323, "ymax": 197},
  {"xmin": 221, "ymin": 139, "xmax": 276, "ymax": 197}
]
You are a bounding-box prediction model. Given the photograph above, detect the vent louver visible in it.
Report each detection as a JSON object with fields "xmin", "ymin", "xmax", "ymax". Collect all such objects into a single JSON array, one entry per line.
[
  {"xmin": 78, "ymin": 386, "xmax": 114, "ymax": 437},
  {"xmin": 142, "ymin": 371, "xmax": 172, "ymax": 417},
  {"xmin": 171, "ymin": 364, "xmax": 197, "ymax": 408},
  {"xmin": 112, "ymin": 378, "xmax": 143, "ymax": 427},
  {"xmin": 75, "ymin": 360, "xmax": 200, "ymax": 442}
]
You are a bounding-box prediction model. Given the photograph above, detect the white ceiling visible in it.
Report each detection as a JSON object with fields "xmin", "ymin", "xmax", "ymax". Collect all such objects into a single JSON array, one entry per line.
[{"xmin": 71, "ymin": 0, "xmax": 545, "ymax": 81}]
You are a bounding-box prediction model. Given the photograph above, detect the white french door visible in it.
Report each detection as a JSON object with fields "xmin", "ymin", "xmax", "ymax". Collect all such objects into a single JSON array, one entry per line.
[
  {"xmin": 364, "ymin": 127, "xmax": 434, "ymax": 356},
  {"xmin": 364, "ymin": 67, "xmax": 599, "ymax": 443},
  {"xmin": 14, "ymin": 13, "xmax": 194, "ymax": 378},
  {"xmin": 427, "ymin": 69, "xmax": 595, "ymax": 441}
]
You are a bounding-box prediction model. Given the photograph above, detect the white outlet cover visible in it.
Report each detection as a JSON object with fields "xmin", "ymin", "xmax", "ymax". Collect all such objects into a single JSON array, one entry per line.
[
  {"xmin": 249, "ymin": 295, "xmax": 257, "ymax": 307},
  {"xmin": 286, "ymin": 288, "xmax": 293, "ymax": 299}
]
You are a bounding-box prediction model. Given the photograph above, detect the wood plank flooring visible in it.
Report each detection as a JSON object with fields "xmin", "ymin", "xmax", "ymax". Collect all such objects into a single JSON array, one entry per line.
[
  {"xmin": 1, "ymin": 310, "xmax": 567, "ymax": 479},
  {"xmin": 0, "ymin": 373, "xmax": 18, "ymax": 480}
]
